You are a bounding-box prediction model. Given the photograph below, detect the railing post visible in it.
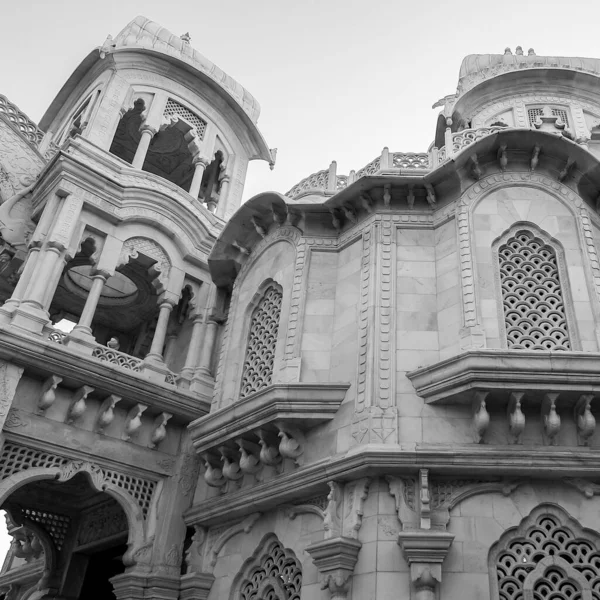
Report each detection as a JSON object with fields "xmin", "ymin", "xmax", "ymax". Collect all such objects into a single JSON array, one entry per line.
[
  {"xmin": 381, "ymin": 146, "xmax": 390, "ymax": 170},
  {"xmin": 327, "ymin": 161, "xmax": 337, "ymax": 192},
  {"xmin": 445, "ymin": 118, "xmax": 454, "ymax": 158}
]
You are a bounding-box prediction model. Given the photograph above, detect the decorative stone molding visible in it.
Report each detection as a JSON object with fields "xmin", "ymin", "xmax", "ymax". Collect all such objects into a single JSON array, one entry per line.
[
  {"xmin": 180, "ymin": 573, "xmax": 215, "ymax": 600},
  {"xmin": 386, "ymin": 476, "xmax": 419, "ymax": 531},
  {"xmin": 351, "ymin": 216, "xmax": 399, "ymax": 445},
  {"xmin": 306, "ymin": 537, "xmax": 362, "ymax": 600},
  {"xmin": 208, "ymin": 513, "xmax": 261, "ymax": 570},
  {"xmin": 397, "ymin": 531, "xmax": 454, "ymax": 600}
]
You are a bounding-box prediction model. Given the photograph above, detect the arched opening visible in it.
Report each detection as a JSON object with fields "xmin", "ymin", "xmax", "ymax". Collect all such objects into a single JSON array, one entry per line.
[
  {"xmin": 108, "ymin": 98, "xmax": 146, "ymax": 165},
  {"xmin": 0, "ymin": 472, "xmax": 129, "ymax": 599}
]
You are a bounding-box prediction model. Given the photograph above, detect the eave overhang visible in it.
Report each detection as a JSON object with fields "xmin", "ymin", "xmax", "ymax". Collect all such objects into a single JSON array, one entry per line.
[{"xmin": 407, "ymin": 350, "xmax": 600, "ymax": 406}]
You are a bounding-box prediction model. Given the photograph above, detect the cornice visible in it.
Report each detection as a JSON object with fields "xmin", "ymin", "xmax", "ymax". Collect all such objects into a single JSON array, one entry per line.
[
  {"xmin": 189, "ymin": 382, "xmax": 350, "ymax": 452},
  {"xmin": 407, "ymin": 349, "xmax": 600, "ymax": 405},
  {"xmin": 185, "ymin": 445, "xmax": 600, "ymax": 526}
]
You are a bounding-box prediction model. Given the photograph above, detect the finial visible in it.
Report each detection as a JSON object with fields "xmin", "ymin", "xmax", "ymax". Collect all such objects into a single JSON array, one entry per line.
[
  {"xmin": 504, "ymin": 47, "xmax": 512, "ymax": 55},
  {"xmin": 515, "ymin": 46, "xmax": 524, "ymax": 55},
  {"xmin": 180, "ymin": 32, "xmax": 191, "ymax": 44},
  {"xmin": 528, "ymin": 48, "xmax": 536, "ymax": 56}
]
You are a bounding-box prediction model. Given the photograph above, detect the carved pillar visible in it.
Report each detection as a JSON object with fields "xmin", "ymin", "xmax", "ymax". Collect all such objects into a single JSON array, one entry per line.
[
  {"xmin": 180, "ymin": 314, "xmax": 204, "ymax": 381},
  {"xmin": 132, "ymin": 125, "xmax": 157, "ymax": 170},
  {"xmin": 195, "ymin": 318, "xmax": 217, "ymax": 377},
  {"xmin": 306, "ymin": 537, "xmax": 362, "ymax": 600},
  {"xmin": 0, "ymin": 246, "xmax": 41, "ymax": 321},
  {"xmin": 188, "ymin": 156, "xmax": 209, "ymax": 200},
  {"xmin": 217, "ymin": 174, "xmax": 230, "ymax": 210},
  {"xmin": 145, "ymin": 300, "xmax": 175, "ymax": 362},
  {"xmin": 72, "ymin": 270, "xmax": 108, "ymax": 333},
  {"xmin": 397, "ymin": 531, "xmax": 454, "ymax": 600}
]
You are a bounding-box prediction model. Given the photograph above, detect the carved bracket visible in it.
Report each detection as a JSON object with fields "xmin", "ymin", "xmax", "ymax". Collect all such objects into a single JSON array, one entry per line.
[
  {"xmin": 306, "ymin": 537, "xmax": 362, "ymax": 600},
  {"xmin": 37, "ymin": 375, "xmax": 62, "ymax": 415},
  {"xmin": 574, "ymin": 394, "xmax": 596, "ymax": 446},
  {"xmin": 96, "ymin": 394, "xmax": 121, "ymax": 433},
  {"xmin": 66, "ymin": 385, "xmax": 94, "ymax": 424},
  {"xmin": 508, "ymin": 391, "xmax": 526, "ymax": 444}
]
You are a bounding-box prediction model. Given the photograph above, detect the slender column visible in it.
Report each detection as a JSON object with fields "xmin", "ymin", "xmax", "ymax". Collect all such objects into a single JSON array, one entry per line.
[
  {"xmin": 145, "ymin": 301, "xmax": 175, "ymax": 362},
  {"xmin": 188, "ymin": 156, "xmax": 209, "ymax": 200},
  {"xmin": 217, "ymin": 174, "xmax": 230, "ymax": 208},
  {"xmin": 180, "ymin": 315, "xmax": 204, "ymax": 378},
  {"xmin": 196, "ymin": 318, "xmax": 218, "ymax": 377},
  {"xmin": 20, "ymin": 245, "xmax": 64, "ymax": 310},
  {"xmin": 72, "ymin": 270, "xmax": 108, "ymax": 334},
  {"xmin": 132, "ymin": 125, "xmax": 157, "ymax": 170},
  {"xmin": 444, "ymin": 118, "xmax": 454, "ymax": 157},
  {"xmin": 1, "ymin": 247, "xmax": 41, "ymax": 311}
]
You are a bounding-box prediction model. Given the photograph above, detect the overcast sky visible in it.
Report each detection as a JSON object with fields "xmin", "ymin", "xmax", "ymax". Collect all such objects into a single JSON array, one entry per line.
[{"xmin": 1, "ymin": 0, "xmax": 599, "ymax": 572}]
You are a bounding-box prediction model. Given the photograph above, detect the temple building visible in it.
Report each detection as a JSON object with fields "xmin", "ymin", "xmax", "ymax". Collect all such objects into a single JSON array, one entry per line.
[{"xmin": 0, "ymin": 15, "xmax": 599, "ymax": 599}]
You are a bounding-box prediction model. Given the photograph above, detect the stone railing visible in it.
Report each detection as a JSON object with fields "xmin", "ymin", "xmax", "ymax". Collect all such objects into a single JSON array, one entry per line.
[
  {"xmin": 91, "ymin": 345, "xmax": 143, "ymax": 373},
  {"xmin": 285, "ymin": 168, "xmax": 331, "ymax": 198},
  {"xmin": 0, "ymin": 94, "xmax": 45, "ymax": 147},
  {"xmin": 285, "ymin": 150, "xmax": 432, "ymax": 200},
  {"xmin": 47, "ymin": 329, "xmax": 67, "ymax": 344},
  {"xmin": 435, "ymin": 126, "xmax": 509, "ymax": 163}
]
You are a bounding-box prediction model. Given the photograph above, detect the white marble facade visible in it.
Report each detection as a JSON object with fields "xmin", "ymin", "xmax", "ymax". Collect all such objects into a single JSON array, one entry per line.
[{"xmin": 0, "ymin": 28, "xmax": 600, "ymax": 600}]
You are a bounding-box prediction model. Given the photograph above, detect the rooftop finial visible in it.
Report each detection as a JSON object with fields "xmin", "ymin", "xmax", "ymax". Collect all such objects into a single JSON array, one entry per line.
[
  {"xmin": 515, "ymin": 46, "xmax": 524, "ymax": 55},
  {"xmin": 504, "ymin": 47, "xmax": 512, "ymax": 55},
  {"xmin": 528, "ymin": 48, "xmax": 536, "ymax": 56},
  {"xmin": 180, "ymin": 32, "xmax": 191, "ymax": 44}
]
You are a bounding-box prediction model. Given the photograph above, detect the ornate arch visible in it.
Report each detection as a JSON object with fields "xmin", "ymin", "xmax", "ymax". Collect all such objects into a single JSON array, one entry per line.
[
  {"xmin": 229, "ymin": 533, "xmax": 302, "ymax": 600},
  {"xmin": 118, "ymin": 236, "xmax": 172, "ymax": 283},
  {"xmin": 0, "ymin": 457, "xmax": 148, "ymax": 568},
  {"xmin": 239, "ymin": 279, "xmax": 284, "ymax": 398},
  {"xmin": 456, "ymin": 173, "xmax": 600, "ymax": 343},
  {"xmin": 492, "ymin": 221, "xmax": 580, "ymax": 350},
  {"xmin": 489, "ymin": 503, "xmax": 600, "ymax": 600}
]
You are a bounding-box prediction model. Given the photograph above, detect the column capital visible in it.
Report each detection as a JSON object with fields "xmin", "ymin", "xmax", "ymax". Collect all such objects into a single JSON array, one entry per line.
[
  {"xmin": 193, "ymin": 154, "xmax": 211, "ymax": 168},
  {"xmin": 306, "ymin": 537, "xmax": 361, "ymax": 599},
  {"xmin": 397, "ymin": 530, "xmax": 454, "ymax": 598},
  {"xmin": 139, "ymin": 123, "xmax": 158, "ymax": 136},
  {"xmin": 90, "ymin": 268, "xmax": 111, "ymax": 280}
]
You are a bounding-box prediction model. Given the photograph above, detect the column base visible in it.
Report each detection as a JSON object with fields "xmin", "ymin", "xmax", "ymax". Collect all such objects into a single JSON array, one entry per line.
[
  {"xmin": 111, "ymin": 572, "xmax": 180, "ymax": 600},
  {"xmin": 190, "ymin": 371, "xmax": 215, "ymax": 398},
  {"xmin": 0, "ymin": 300, "xmax": 20, "ymax": 325},
  {"xmin": 9, "ymin": 302, "xmax": 49, "ymax": 334},
  {"xmin": 64, "ymin": 327, "xmax": 97, "ymax": 355},
  {"xmin": 141, "ymin": 360, "xmax": 170, "ymax": 385},
  {"xmin": 180, "ymin": 573, "xmax": 215, "ymax": 600}
]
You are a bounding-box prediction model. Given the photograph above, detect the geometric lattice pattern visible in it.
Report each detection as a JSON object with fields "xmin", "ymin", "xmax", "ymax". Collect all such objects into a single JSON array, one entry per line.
[
  {"xmin": 238, "ymin": 536, "xmax": 302, "ymax": 600},
  {"xmin": 0, "ymin": 94, "xmax": 45, "ymax": 145},
  {"xmin": 102, "ymin": 471, "xmax": 156, "ymax": 519},
  {"xmin": 240, "ymin": 285, "xmax": 282, "ymax": 398},
  {"xmin": 21, "ymin": 508, "xmax": 71, "ymax": 551},
  {"xmin": 527, "ymin": 107, "xmax": 570, "ymax": 127},
  {"xmin": 492, "ymin": 506, "xmax": 600, "ymax": 600},
  {"xmin": 164, "ymin": 99, "xmax": 207, "ymax": 139},
  {"xmin": 498, "ymin": 230, "xmax": 570, "ymax": 350},
  {"xmin": 0, "ymin": 443, "xmax": 156, "ymax": 519}
]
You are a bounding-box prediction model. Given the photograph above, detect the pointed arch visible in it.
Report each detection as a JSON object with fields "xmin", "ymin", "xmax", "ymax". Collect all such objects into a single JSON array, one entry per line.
[
  {"xmin": 239, "ymin": 279, "xmax": 283, "ymax": 398},
  {"xmin": 229, "ymin": 533, "xmax": 302, "ymax": 600},
  {"xmin": 488, "ymin": 503, "xmax": 600, "ymax": 600},
  {"xmin": 492, "ymin": 221, "xmax": 580, "ymax": 350}
]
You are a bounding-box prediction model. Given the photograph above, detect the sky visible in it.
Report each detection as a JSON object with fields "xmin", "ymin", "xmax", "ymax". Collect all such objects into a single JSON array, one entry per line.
[{"xmin": 1, "ymin": 0, "xmax": 600, "ymax": 576}]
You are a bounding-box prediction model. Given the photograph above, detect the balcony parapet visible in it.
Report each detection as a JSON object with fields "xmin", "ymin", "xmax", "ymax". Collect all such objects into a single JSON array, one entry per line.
[
  {"xmin": 0, "ymin": 325, "xmax": 209, "ymax": 423},
  {"xmin": 407, "ymin": 350, "xmax": 600, "ymax": 405},
  {"xmin": 285, "ymin": 150, "xmax": 432, "ymax": 200},
  {"xmin": 189, "ymin": 382, "xmax": 349, "ymax": 489}
]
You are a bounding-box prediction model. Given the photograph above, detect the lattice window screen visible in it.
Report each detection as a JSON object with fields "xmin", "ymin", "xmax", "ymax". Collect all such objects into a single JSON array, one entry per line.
[
  {"xmin": 238, "ymin": 538, "xmax": 302, "ymax": 600},
  {"xmin": 164, "ymin": 99, "xmax": 207, "ymax": 139},
  {"xmin": 498, "ymin": 230, "xmax": 570, "ymax": 350},
  {"xmin": 493, "ymin": 511, "xmax": 600, "ymax": 599},
  {"xmin": 527, "ymin": 107, "xmax": 569, "ymax": 127},
  {"xmin": 0, "ymin": 443, "xmax": 156, "ymax": 519},
  {"xmin": 240, "ymin": 285, "xmax": 282, "ymax": 398},
  {"xmin": 21, "ymin": 508, "xmax": 71, "ymax": 550}
]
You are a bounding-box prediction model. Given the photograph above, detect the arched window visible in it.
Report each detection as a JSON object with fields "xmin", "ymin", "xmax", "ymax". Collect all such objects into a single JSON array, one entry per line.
[
  {"xmin": 496, "ymin": 227, "xmax": 571, "ymax": 350},
  {"xmin": 489, "ymin": 504, "xmax": 600, "ymax": 599},
  {"xmin": 231, "ymin": 533, "xmax": 302, "ymax": 600},
  {"xmin": 240, "ymin": 283, "xmax": 282, "ymax": 398}
]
